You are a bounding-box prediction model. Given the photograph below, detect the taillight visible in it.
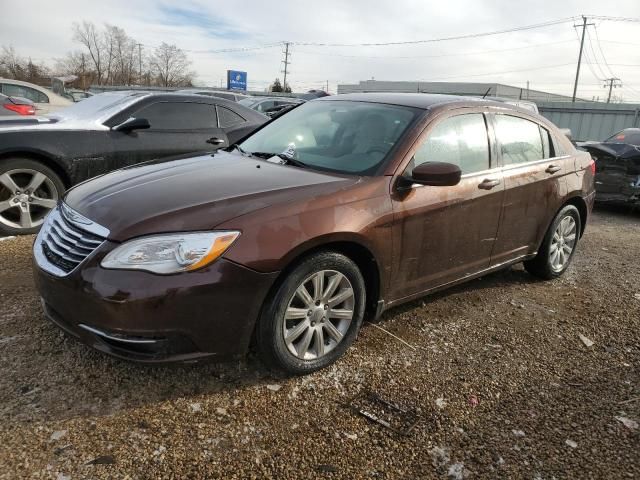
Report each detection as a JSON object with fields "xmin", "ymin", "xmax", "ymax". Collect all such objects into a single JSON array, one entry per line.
[
  {"xmin": 589, "ymin": 159, "xmax": 596, "ymax": 175},
  {"xmin": 3, "ymin": 103, "xmax": 36, "ymax": 115}
]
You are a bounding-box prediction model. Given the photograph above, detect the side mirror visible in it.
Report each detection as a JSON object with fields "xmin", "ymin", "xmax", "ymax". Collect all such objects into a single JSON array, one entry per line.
[
  {"xmin": 113, "ymin": 117, "xmax": 151, "ymax": 132},
  {"xmin": 411, "ymin": 162, "xmax": 462, "ymax": 186}
]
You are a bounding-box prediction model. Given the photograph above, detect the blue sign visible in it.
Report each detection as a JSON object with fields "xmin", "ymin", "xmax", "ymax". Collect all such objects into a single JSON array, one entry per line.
[{"xmin": 227, "ymin": 70, "xmax": 247, "ymax": 91}]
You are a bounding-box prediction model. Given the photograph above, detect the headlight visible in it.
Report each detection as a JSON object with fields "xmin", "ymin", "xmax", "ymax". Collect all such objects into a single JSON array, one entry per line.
[{"xmin": 101, "ymin": 231, "xmax": 240, "ymax": 274}]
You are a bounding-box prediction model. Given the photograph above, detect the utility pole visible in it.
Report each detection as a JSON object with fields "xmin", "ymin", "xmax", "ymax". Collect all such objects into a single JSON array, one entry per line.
[
  {"xmin": 572, "ymin": 16, "xmax": 595, "ymax": 103},
  {"xmin": 137, "ymin": 43, "xmax": 143, "ymax": 85},
  {"xmin": 281, "ymin": 42, "xmax": 291, "ymax": 92},
  {"xmin": 604, "ymin": 77, "xmax": 622, "ymax": 103},
  {"xmin": 80, "ymin": 53, "xmax": 86, "ymax": 90}
]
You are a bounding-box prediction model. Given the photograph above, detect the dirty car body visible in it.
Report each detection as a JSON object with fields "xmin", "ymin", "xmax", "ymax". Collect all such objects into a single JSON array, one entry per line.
[
  {"xmin": 32, "ymin": 93, "xmax": 595, "ymax": 372},
  {"xmin": 582, "ymin": 128, "xmax": 640, "ymax": 205}
]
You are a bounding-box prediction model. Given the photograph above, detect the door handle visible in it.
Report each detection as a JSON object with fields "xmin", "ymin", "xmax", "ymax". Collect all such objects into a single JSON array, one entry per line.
[
  {"xmin": 206, "ymin": 137, "xmax": 225, "ymax": 145},
  {"xmin": 545, "ymin": 164, "xmax": 561, "ymax": 174},
  {"xmin": 478, "ymin": 178, "xmax": 501, "ymax": 190}
]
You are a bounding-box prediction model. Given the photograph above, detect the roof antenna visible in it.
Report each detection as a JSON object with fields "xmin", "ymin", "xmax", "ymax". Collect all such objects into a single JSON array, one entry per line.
[{"xmin": 482, "ymin": 87, "xmax": 492, "ymax": 99}]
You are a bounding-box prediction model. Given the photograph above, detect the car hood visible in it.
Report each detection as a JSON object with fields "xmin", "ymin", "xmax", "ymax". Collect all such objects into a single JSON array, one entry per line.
[{"xmin": 64, "ymin": 151, "xmax": 358, "ymax": 241}]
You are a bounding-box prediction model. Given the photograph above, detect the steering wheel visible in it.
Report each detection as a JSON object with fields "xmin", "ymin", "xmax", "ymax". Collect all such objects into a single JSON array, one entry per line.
[{"xmin": 366, "ymin": 147, "xmax": 387, "ymax": 155}]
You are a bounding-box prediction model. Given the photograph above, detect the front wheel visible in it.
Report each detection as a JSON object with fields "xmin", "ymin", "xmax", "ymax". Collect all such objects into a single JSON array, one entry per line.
[
  {"xmin": 0, "ymin": 158, "xmax": 64, "ymax": 236},
  {"xmin": 524, "ymin": 204, "xmax": 581, "ymax": 280},
  {"xmin": 255, "ymin": 252, "xmax": 366, "ymax": 375}
]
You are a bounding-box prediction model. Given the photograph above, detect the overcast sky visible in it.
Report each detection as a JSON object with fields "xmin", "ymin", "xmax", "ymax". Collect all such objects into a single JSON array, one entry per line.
[{"xmin": 1, "ymin": 0, "xmax": 639, "ymax": 100}]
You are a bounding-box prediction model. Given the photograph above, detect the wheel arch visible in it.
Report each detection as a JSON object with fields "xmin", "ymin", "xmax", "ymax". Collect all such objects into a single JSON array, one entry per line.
[
  {"xmin": 0, "ymin": 150, "xmax": 71, "ymax": 188},
  {"xmin": 260, "ymin": 237, "xmax": 383, "ymax": 325},
  {"xmin": 562, "ymin": 195, "xmax": 588, "ymax": 238}
]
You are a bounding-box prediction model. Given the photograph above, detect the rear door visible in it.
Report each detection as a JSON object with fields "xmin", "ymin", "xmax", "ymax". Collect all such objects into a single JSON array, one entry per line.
[
  {"xmin": 106, "ymin": 101, "xmax": 228, "ymax": 168},
  {"xmin": 390, "ymin": 110, "xmax": 505, "ymax": 299},
  {"xmin": 489, "ymin": 113, "xmax": 574, "ymax": 265}
]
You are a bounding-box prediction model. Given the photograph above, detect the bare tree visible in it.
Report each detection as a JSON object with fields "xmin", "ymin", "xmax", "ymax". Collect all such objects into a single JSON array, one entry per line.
[
  {"xmin": 0, "ymin": 46, "xmax": 49, "ymax": 83},
  {"xmin": 149, "ymin": 42, "xmax": 194, "ymax": 87},
  {"xmin": 72, "ymin": 21, "xmax": 104, "ymax": 84}
]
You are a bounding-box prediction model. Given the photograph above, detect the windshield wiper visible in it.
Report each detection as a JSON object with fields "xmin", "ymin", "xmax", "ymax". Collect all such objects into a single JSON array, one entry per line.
[
  {"xmin": 226, "ymin": 143, "xmax": 248, "ymax": 155},
  {"xmin": 248, "ymin": 152, "xmax": 308, "ymax": 168}
]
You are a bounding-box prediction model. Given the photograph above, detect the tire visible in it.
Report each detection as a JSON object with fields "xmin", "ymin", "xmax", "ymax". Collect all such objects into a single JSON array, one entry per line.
[
  {"xmin": 0, "ymin": 158, "xmax": 64, "ymax": 236},
  {"xmin": 255, "ymin": 251, "xmax": 366, "ymax": 375},
  {"xmin": 524, "ymin": 205, "xmax": 581, "ymax": 280}
]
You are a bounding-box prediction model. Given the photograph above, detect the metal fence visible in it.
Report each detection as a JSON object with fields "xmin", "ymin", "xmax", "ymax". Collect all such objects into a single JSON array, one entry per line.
[{"xmin": 537, "ymin": 102, "xmax": 640, "ymax": 142}]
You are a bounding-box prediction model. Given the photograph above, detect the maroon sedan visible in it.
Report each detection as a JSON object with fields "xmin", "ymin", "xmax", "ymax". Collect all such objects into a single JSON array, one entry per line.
[{"xmin": 33, "ymin": 93, "xmax": 595, "ymax": 374}]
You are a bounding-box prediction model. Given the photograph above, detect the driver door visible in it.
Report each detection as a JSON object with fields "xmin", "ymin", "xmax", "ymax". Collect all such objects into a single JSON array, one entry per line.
[
  {"xmin": 106, "ymin": 101, "xmax": 228, "ymax": 169},
  {"xmin": 389, "ymin": 110, "xmax": 504, "ymax": 300}
]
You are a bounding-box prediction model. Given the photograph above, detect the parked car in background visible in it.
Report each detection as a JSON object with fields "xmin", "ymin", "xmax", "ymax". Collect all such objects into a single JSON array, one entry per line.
[
  {"xmin": 32, "ymin": 93, "xmax": 595, "ymax": 374},
  {"xmin": 238, "ymin": 96, "xmax": 305, "ymax": 115},
  {"xmin": 581, "ymin": 128, "xmax": 640, "ymax": 205},
  {"xmin": 0, "ymin": 91, "xmax": 267, "ymax": 235},
  {"xmin": 63, "ymin": 89, "xmax": 94, "ymax": 102},
  {"xmin": 0, "ymin": 79, "xmax": 72, "ymax": 114},
  {"xmin": 177, "ymin": 89, "xmax": 249, "ymax": 102},
  {"xmin": 0, "ymin": 93, "xmax": 36, "ymax": 117}
]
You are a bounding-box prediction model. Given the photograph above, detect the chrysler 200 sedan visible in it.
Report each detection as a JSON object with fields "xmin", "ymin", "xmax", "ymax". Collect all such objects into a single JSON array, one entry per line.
[{"xmin": 33, "ymin": 93, "xmax": 595, "ymax": 374}]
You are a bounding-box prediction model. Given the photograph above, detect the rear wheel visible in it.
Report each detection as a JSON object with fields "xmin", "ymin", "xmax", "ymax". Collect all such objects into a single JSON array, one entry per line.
[
  {"xmin": 256, "ymin": 251, "xmax": 366, "ymax": 375},
  {"xmin": 524, "ymin": 205, "xmax": 581, "ymax": 280},
  {"xmin": 0, "ymin": 159, "xmax": 64, "ymax": 236}
]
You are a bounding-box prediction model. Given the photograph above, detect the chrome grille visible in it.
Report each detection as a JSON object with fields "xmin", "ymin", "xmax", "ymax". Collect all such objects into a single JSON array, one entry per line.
[{"xmin": 34, "ymin": 204, "xmax": 109, "ymax": 276}]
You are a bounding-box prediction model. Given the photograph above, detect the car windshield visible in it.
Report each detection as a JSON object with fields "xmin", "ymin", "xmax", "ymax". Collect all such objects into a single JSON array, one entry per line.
[
  {"xmin": 239, "ymin": 100, "xmax": 419, "ymax": 175},
  {"xmin": 604, "ymin": 129, "xmax": 640, "ymax": 146},
  {"xmin": 50, "ymin": 92, "xmax": 146, "ymax": 121}
]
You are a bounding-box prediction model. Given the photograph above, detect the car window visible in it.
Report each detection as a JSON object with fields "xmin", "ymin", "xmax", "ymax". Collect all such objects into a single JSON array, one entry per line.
[
  {"xmin": 217, "ymin": 106, "xmax": 245, "ymax": 128},
  {"xmin": 494, "ymin": 114, "xmax": 543, "ymax": 165},
  {"xmin": 1, "ymin": 84, "xmax": 49, "ymax": 103},
  {"xmin": 412, "ymin": 114, "xmax": 490, "ymax": 175},
  {"xmin": 133, "ymin": 102, "xmax": 217, "ymax": 130}
]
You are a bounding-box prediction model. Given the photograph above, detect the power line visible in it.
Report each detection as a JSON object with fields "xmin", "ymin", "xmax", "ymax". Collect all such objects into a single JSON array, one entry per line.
[
  {"xmin": 294, "ymin": 39, "xmax": 576, "ymax": 59},
  {"xmin": 421, "ymin": 63, "xmax": 575, "ymax": 82},
  {"xmin": 292, "ymin": 17, "xmax": 577, "ymax": 47},
  {"xmin": 585, "ymin": 28, "xmax": 609, "ymax": 80},
  {"xmin": 592, "ymin": 25, "xmax": 617, "ymax": 79}
]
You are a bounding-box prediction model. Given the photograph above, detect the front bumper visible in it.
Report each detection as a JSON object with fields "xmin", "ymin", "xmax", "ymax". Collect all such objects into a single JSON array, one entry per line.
[{"xmin": 33, "ymin": 241, "xmax": 279, "ymax": 363}]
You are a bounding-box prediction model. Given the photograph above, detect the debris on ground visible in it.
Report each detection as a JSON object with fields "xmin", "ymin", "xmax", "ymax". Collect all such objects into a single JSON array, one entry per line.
[
  {"xmin": 579, "ymin": 334, "xmax": 595, "ymax": 348},
  {"xmin": 615, "ymin": 416, "xmax": 639, "ymax": 430},
  {"xmin": 345, "ymin": 391, "xmax": 420, "ymax": 436},
  {"xmin": 266, "ymin": 384, "xmax": 282, "ymax": 392},
  {"xmin": 565, "ymin": 439, "xmax": 578, "ymax": 448},
  {"xmin": 85, "ymin": 455, "xmax": 116, "ymax": 465},
  {"xmin": 50, "ymin": 430, "xmax": 67, "ymax": 441}
]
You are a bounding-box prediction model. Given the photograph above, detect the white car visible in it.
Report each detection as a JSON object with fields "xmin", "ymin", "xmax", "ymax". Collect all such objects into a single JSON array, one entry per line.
[{"xmin": 0, "ymin": 79, "xmax": 72, "ymax": 115}]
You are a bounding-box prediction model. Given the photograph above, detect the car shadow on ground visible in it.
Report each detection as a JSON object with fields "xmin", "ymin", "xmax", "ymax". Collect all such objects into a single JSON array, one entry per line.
[{"xmin": 1, "ymin": 260, "xmax": 546, "ymax": 426}]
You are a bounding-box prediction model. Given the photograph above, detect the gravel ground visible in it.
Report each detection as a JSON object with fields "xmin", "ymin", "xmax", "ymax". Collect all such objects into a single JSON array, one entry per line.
[{"xmin": 0, "ymin": 206, "xmax": 638, "ymax": 479}]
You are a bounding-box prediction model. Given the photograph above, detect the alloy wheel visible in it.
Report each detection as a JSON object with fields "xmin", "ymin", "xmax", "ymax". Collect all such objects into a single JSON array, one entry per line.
[
  {"xmin": 549, "ymin": 215, "xmax": 577, "ymax": 272},
  {"xmin": 282, "ymin": 270, "xmax": 355, "ymax": 360},
  {"xmin": 0, "ymin": 169, "xmax": 58, "ymax": 230}
]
